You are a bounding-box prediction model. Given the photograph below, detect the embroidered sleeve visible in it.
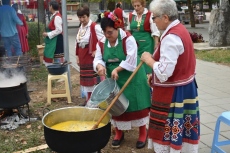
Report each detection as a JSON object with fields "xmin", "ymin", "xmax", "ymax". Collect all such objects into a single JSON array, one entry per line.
[
  {"xmin": 47, "ymin": 16, "xmax": 62, "ymax": 39},
  {"xmin": 153, "ymin": 34, "xmax": 184, "ymax": 82},
  {"xmin": 120, "ymin": 35, "xmax": 137, "ymax": 72},
  {"xmin": 93, "ymin": 43, "xmax": 106, "ymax": 72}
]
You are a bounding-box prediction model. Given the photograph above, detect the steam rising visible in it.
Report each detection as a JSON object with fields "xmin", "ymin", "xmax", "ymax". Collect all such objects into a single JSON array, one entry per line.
[{"xmin": 0, "ymin": 70, "xmax": 27, "ymax": 88}]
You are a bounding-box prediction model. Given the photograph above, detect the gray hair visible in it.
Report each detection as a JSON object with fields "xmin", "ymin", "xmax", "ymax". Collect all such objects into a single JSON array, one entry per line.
[{"xmin": 149, "ymin": 0, "xmax": 178, "ymax": 21}]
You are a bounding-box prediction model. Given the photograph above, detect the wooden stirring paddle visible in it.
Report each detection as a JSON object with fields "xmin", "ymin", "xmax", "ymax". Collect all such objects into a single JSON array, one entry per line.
[
  {"xmin": 91, "ymin": 61, "xmax": 144, "ymax": 130},
  {"xmin": 16, "ymin": 56, "xmax": 20, "ymax": 67}
]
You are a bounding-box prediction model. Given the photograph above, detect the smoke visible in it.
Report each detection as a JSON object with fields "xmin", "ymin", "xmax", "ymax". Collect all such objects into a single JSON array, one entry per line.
[{"xmin": 0, "ymin": 69, "xmax": 27, "ymax": 88}]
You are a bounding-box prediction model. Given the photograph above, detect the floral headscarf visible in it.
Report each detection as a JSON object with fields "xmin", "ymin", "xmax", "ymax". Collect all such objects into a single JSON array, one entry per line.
[{"xmin": 101, "ymin": 11, "xmax": 122, "ymax": 28}]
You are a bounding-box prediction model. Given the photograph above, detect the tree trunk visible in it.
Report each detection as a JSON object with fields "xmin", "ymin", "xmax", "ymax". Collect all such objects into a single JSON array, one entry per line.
[
  {"xmin": 209, "ymin": 0, "xmax": 230, "ymax": 46},
  {"xmin": 187, "ymin": 0, "xmax": 195, "ymax": 27},
  {"xmin": 208, "ymin": 0, "xmax": 212, "ymax": 9},
  {"xmin": 107, "ymin": 1, "xmax": 115, "ymax": 12},
  {"xmin": 38, "ymin": 0, "xmax": 45, "ymax": 24}
]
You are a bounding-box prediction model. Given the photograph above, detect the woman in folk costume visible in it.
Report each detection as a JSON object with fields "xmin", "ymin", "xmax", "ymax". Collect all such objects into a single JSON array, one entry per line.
[
  {"xmin": 127, "ymin": 0, "xmax": 160, "ymax": 74},
  {"xmin": 141, "ymin": 0, "xmax": 200, "ymax": 152},
  {"xmin": 93, "ymin": 12, "xmax": 151, "ymax": 149},
  {"xmin": 43, "ymin": 1, "xmax": 64, "ymax": 66},
  {"xmin": 113, "ymin": 2, "xmax": 127, "ymax": 30},
  {"xmin": 12, "ymin": 3, "xmax": 29, "ymax": 53},
  {"xmin": 75, "ymin": 6, "xmax": 104, "ymax": 106}
]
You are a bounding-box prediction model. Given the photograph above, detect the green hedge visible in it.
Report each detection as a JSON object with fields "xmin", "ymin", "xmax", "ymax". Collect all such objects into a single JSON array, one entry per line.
[{"xmin": 27, "ymin": 22, "xmax": 45, "ymax": 57}]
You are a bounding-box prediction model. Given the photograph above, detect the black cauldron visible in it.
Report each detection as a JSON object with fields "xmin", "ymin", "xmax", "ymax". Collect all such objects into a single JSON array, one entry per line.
[
  {"xmin": 47, "ymin": 64, "xmax": 68, "ymax": 75},
  {"xmin": 42, "ymin": 107, "xmax": 111, "ymax": 153},
  {"xmin": 0, "ymin": 82, "xmax": 30, "ymax": 108}
]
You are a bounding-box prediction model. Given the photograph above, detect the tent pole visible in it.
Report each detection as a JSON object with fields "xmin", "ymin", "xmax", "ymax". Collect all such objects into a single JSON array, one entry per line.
[{"xmin": 61, "ymin": 0, "xmax": 72, "ymax": 92}]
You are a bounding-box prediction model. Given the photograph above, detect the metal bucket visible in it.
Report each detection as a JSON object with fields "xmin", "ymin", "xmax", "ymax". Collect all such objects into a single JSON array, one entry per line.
[{"xmin": 89, "ymin": 78, "xmax": 129, "ymax": 116}]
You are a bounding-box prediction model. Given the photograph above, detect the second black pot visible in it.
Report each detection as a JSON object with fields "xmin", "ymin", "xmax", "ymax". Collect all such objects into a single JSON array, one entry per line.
[{"xmin": 47, "ymin": 64, "xmax": 68, "ymax": 75}]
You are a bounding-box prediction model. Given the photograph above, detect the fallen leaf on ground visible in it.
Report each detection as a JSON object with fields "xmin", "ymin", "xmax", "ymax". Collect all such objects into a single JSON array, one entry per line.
[{"xmin": 21, "ymin": 140, "xmax": 27, "ymax": 144}]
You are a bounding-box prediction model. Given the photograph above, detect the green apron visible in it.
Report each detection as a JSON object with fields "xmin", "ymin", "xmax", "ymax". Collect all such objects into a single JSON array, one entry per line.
[
  {"xmin": 103, "ymin": 31, "xmax": 151, "ymax": 112},
  {"xmin": 130, "ymin": 14, "xmax": 154, "ymax": 74},
  {"xmin": 43, "ymin": 16, "xmax": 57, "ymax": 60}
]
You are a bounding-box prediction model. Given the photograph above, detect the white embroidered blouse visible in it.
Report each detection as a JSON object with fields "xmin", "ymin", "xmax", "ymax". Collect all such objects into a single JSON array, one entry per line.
[
  {"xmin": 75, "ymin": 20, "xmax": 104, "ymax": 49},
  {"xmin": 93, "ymin": 29, "xmax": 138, "ymax": 72},
  {"xmin": 47, "ymin": 11, "xmax": 62, "ymax": 39},
  {"xmin": 153, "ymin": 19, "xmax": 185, "ymax": 83}
]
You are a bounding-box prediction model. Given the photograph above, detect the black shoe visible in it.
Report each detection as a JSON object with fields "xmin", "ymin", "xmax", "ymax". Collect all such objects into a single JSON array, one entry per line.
[
  {"xmin": 112, "ymin": 132, "xmax": 124, "ymax": 148},
  {"xmin": 136, "ymin": 140, "xmax": 146, "ymax": 149},
  {"xmin": 136, "ymin": 131, "xmax": 148, "ymax": 149}
]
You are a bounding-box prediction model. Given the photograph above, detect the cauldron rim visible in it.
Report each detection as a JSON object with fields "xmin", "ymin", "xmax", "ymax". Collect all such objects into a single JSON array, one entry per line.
[
  {"xmin": 0, "ymin": 81, "xmax": 27, "ymax": 89},
  {"xmin": 42, "ymin": 106, "xmax": 111, "ymax": 131}
]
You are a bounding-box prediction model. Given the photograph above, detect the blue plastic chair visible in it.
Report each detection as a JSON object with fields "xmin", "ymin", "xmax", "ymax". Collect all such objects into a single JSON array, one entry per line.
[{"xmin": 211, "ymin": 111, "xmax": 230, "ymax": 153}]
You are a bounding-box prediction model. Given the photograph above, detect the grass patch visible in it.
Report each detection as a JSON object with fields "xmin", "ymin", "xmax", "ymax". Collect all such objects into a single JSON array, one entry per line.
[
  {"xmin": 0, "ymin": 121, "xmax": 45, "ymax": 153},
  {"xmin": 29, "ymin": 65, "xmax": 48, "ymax": 82},
  {"xmin": 195, "ymin": 49, "xmax": 230, "ymax": 66}
]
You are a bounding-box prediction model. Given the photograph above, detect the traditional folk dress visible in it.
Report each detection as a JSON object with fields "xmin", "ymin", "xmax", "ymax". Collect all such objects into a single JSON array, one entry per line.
[
  {"xmin": 128, "ymin": 8, "xmax": 160, "ymax": 74},
  {"xmin": 75, "ymin": 20, "xmax": 104, "ymax": 94},
  {"xmin": 43, "ymin": 11, "xmax": 64, "ymax": 66},
  {"xmin": 148, "ymin": 20, "xmax": 200, "ymax": 153},
  {"xmin": 94, "ymin": 29, "xmax": 151, "ymax": 130},
  {"xmin": 113, "ymin": 8, "xmax": 126, "ymax": 30},
  {"xmin": 16, "ymin": 13, "xmax": 29, "ymax": 53}
]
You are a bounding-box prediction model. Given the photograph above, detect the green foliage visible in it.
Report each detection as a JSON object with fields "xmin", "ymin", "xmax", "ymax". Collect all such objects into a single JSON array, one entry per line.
[{"xmin": 27, "ymin": 22, "xmax": 45, "ymax": 57}]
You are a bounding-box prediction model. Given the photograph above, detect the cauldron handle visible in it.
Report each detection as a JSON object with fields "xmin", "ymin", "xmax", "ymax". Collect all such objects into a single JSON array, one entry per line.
[
  {"xmin": 43, "ymin": 108, "xmax": 50, "ymax": 116},
  {"xmin": 92, "ymin": 61, "xmax": 144, "ymax": 130}
]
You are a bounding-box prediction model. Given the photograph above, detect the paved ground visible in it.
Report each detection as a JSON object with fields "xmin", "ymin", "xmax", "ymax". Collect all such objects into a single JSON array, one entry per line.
[{"xmin": 66, "ymin": 14, "xmax": 230, "ymax": 152}]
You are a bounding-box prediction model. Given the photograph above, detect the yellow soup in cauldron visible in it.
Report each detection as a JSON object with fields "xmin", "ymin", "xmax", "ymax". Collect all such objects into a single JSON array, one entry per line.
[{"xmin": 51, "ymin": 121, "xmax": 106, "ymax": 132}]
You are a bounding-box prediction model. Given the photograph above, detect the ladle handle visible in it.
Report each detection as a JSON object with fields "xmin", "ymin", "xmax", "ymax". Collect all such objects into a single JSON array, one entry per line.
[
  {"xmin": 16, "ymin": 56, "xmax": 20, "ymax": 66},
  {"xmin": 92, "ymin": 61, "xmax": 144, "ymax": 130}
]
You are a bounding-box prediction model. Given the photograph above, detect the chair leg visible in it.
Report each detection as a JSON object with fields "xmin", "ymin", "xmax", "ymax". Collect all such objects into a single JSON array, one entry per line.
[
  {"xmin": 47, "ymin": 77, "xmax": 52, "ymax": 105},
  {"xmin": 211, "ymin": 116, "xmax": 224, "ymax": 153},
  {"xmin": 65, "ymin": 77, "xmax": 72, "ymax": 103}
]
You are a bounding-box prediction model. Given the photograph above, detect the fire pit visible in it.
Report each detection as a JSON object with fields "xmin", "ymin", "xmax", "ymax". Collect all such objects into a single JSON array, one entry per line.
[{"xmin": 0, "ymin": 61, "xmax": 31, "ymax": 121}]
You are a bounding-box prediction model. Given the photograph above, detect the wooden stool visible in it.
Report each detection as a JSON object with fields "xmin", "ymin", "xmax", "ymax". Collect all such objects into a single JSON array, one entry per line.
[
  {"xmin": 36, "ymin": 45, "xmax": 44, "ymax": 64},
  {"xmin": 47, "ymin": 72, "xmax": 72, "ymax": 105}
]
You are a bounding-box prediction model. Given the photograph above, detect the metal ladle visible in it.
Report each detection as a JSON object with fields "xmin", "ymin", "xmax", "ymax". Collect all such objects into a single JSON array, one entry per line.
[
  {"xmin": 91, "ymin": 61, "xmax": 144, "ymax": 130},
  {"xmin": 61, "ymin": 61, "xmax": 72, "ymax": 67},
  {"xmin": 16, "ymin": 56, "xmax": 20, "ymax": 67}
]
